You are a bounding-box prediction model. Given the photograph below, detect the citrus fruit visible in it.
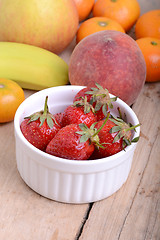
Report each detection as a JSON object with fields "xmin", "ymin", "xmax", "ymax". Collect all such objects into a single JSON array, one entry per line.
[
  {"xmin": 0, "ymin": 78, "xmax": 25, "ymax": 123},
  {"xmin": 92, "ymin": 0, "xmax": 140, "ymax": 32},
  {"xmin": 136, "ymin": 37, "xmax": 160, "ymax": 82},
  {"xmin": 135, "ymin": 10, "xmax": 160, "ymax": 39},
  {"xmin": 76, "ymin": 16, "xmax": 125, "ymax": 43},
  {"xmin": 74, "ymin": 0, "xmax": 94, "ymax": 22}
]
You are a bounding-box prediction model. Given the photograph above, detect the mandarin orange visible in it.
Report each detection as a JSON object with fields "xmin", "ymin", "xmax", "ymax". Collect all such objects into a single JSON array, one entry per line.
[
  {"xmin": 92, "ymin": 0, "xmax": 140, "ymax": 32},
  {"xmin": 74, "ymin": 0, "xmax": 94, "ymax": 22},
  {"xmin": 76, "ymin": 16, "xmax": 125, "ymax": 43},
  {"xmin": 135, "ymin": 10, "xmax": 160, "ymax": 39},
  {"xmin": 136, "ymin": 37, "xmax": 160, "ymax": 82}
]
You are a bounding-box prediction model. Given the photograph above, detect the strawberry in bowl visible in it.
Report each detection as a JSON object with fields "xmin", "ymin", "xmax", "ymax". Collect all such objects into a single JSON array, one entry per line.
[{"xmin": 20, "ymin": 96, "xmax": 61, "ymax": 151}]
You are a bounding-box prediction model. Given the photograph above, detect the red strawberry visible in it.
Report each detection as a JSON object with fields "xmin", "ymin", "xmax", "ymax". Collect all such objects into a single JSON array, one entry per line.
[
  {"xmin": 74, "ymin": 83, "xmax": 117, "ymax": 121},
  {"xmin": 20, "ymin": 96, "xmax": 61, "ymax": 151},
  {"xmin": 73, "ymin": 86, "xmax": 92, "ymax": 103},
  {"xmin": 61, "ymin": 97, "xmax": 96, "ymax": 127},
  {"xmin": 46, "ymin": 114, "xmax": 111, "ymax": 160},
  {"xmin": 46, "ymin": 123, "xmax": 97, "ymax": 160},
  {"xmin": 91, "ymin": 114, "xmax": 140, "ymax": 159},
  {"xmin": 53, "ymin": 112, "xmax": 63, "ymax": 127}
]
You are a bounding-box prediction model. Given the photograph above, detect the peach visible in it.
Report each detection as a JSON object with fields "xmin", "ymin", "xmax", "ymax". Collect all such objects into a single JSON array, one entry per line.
[{"xmin": 69, "ymin": 30, "xmax": 146, "ymax": 105}]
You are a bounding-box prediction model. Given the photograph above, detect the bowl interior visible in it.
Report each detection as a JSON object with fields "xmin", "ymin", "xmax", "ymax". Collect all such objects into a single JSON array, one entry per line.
[{"xmin": 14, "ymin": 85, "xmax": 140, "ymax": 169}]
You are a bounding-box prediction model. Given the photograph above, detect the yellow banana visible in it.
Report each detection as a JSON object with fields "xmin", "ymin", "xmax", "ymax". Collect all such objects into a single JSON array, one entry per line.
[{"xmin": 0, "ymin": 42, "xmax": 69, "ymax": 90}]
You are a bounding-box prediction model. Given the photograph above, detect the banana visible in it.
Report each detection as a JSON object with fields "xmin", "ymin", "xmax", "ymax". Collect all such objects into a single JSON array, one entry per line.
[{"xmin": 0, "ymin": 42, "xmax": 69, "ymax": 90}]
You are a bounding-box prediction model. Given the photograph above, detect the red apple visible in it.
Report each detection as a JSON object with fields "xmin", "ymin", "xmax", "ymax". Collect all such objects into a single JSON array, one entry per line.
[
  {"xmin": 0, "ymin": 0, "xmax": 78, "ymax": 54},
  {"xmin": 69, "ymin": 30, "xmax": 146, "ymax": 105}
]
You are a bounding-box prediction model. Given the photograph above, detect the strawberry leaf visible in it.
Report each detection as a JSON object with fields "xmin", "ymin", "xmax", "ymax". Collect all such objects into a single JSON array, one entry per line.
[
  {"xmin": 39, "ymin": 115, "xmax": 46, "ymax": 127},
  {"xmin": 79, "ymin": 123, "xmax": 88, "ymax": 131},
  {"xmin": 46, "ymin": 116, "xmax": 54, "ymax": 129},
  {"xmin": 76, "ymin": 131, "xmax": 84, "ymax": 135},
  {"xmin": 102, "ymin": 103, "xmax": 108, "ymax": 116},
  {"xmin": 85, "ymin": 90, "xmax": 96, "ymax": 95},
  {"xmin": 85, "ymin": 83, "xmax": 117, "ymax": 115},
  {"xmin": 73, "ymin": 96, "xmax": 95, "ymax": 114},
  {"xmin": 76, "ymin": 123, "xmax": 94, "ymax": 143},
  {"xmin": 24, "ymin": 96, "xmax": 57, "ymax": 129},
  {"xmin": 112, "ymin": 132, "xmax": 121, "ymax": 143},
  {"xmin": 90, "ymin": 122, "xmax": 97, "ymax": 130},
  {"xmin": 109, "ymin": 125, "xmax": 121, "ymax": 133},
  {"xmin": 95, "ymin": 82, "xmax": 103, "ymax": 90},
  {"xmin": 123, "ymin": 138, "xmax": 131, "ymax": 146},
  {"xmin": 131, "ymin": 136, "xmax": 140, "ymax": 142},
  {"xmin": 95, "ymin": 101, "xmax": 102, "ymax": 112},
  {"xmin": 80, "ymin": 133, "xmax": 90, "ymax": 143},
  {"xmin": 25, "ymin": 112, "xmax": 41, "ymax": 123}
]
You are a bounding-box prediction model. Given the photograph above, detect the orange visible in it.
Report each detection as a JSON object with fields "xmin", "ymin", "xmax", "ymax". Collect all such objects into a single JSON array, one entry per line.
[
  {"xmin": 136, "ymin": 37, "xmax": 160, "ymax": 82},
  {"xmin": 135, "ymin": 10, "xmax": 160, "ymax": 39},
  {"xmin": 92, "ymin": 0, "xmax": 140, "ymax": 32},
  {"xmin": 74, "ymin": 0, "xmax": 94, "ymax": 22},
  {"xmin": 0, "ymin": 78, "xmax": 25, "ymax": 123},
  {"xmin": 76, "ymin": 16, "xmax": 125, "ymax": 43}
]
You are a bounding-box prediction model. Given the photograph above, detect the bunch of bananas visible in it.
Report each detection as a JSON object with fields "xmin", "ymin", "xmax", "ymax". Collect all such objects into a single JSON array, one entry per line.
[{"xmin": 0, "ymin": 42, "xmax": 69, "ymax": 90}]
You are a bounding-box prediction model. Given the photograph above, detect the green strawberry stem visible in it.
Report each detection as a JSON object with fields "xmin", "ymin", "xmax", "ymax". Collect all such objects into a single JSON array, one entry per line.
[
  {"xmin": 94, "ymin": 93, "xmax": 107, "ymax": 98},
  {"xmin": 77, "ymin": 112, "xmax": 110, "ymax": 146},
  {"xmin": 73, "ymin": 96, "xmax": 95, "ymax": 114},
  {"xmin": 85, "ymin": 82, "xmax": 117, "ymax": 113},
  {"xmin": 43, "ymin": 96, "xmax": 49, "ymax": 116},
  {"xmin": 124, "ymin": 123, "xmax": 141, "ymax": 132},
  {"xmin": 117, "ymin": 106, "xmax": 127, "ymax": 122},
  {"xmin": 92, "ymin": 112, "xmax": 110, "ymax": 137},
  {"xmin": 25, "ymin": 96, "xmax": 57, "ymax": 128}
]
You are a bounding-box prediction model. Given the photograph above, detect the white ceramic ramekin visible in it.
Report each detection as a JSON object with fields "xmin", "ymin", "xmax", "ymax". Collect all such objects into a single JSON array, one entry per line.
[{"xmin": 14, "ymin": 85, "xmax": 140, "ymax": 204}]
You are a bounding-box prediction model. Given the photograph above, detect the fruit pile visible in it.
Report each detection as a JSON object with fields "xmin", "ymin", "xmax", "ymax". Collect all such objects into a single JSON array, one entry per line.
[
  {"xmin": 75, "ymin": 2, "xmax": 160, "ymax": 84},
  {"xmin": 0, "ymin": 1, "xmax": 159, "ymax": 124},
  {"xmin": 20, "ymin": 84, "xmax": 140, "ymax": 160}
]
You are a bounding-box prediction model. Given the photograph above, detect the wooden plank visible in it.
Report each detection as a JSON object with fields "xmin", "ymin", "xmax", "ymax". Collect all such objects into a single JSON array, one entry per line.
[
  {"xmin": 119, "ymin": 120, "xmax": 160, "ymax": 240},
  {"xmin": 78, "ymin": 83, "xmax": 160, "ymax": 240}
]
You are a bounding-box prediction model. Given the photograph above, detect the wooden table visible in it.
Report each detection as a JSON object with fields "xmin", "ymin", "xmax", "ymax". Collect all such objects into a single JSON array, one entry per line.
[{"xmin": 0, "ymin": 1, "xmax": 160, "ymax": 239}]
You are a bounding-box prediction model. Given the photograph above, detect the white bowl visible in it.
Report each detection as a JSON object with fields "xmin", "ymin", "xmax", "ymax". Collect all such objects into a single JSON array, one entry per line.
[{"xmin": 14, "ymin": 85, "xmax": 140, "ymax": 204}]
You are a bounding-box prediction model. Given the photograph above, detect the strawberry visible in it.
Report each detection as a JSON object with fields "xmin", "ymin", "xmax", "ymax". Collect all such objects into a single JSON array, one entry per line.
[
  {"xmin": 46, "ymin": 123, "xmax": 97, "ymax": 160},
  {"xmin": 46, "ymin": 113, "xmax": 111, "ymax": 160},
  {"xmin": 20, "ymin": 96, "xmax": 61, "ymax": 151},
  {"xmin": 74, "ymin": 83, "xmax": 117, "ymax": 121},
  {"xmin": 53, "ymin": 112, "xmax": 63, "ymax": 127},
  {"xmin": 61, "ymin": 96, "xmax": 96, "ymax": 127},
  {"xmin": 73, "ymin": 86, "xmax": 92, "ymax": 103},
  {"xmin": 91, "ymin": 113, "xmax": 140, "ymax": 159}
]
